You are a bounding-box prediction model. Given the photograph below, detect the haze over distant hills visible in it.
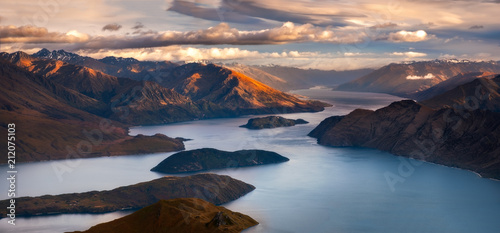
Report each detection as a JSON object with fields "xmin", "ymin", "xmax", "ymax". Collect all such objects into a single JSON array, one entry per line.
[
  {"xmin": 336, "ymin": 60, "xmax": 500, "ymax": 97},
  {"xmin": 227, "ymin": 63, "xmax": 373, "ymax": 91}
]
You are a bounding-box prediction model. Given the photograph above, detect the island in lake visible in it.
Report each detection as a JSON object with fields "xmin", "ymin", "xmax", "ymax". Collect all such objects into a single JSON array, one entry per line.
[
  {"xmin": 151, "ymin": 148, "xmax": 289, "ymax": 174},
  {"xmin": 240, "ymin": 116, "xmax": 308, "ymax": 129},
  {"xmin": 68, "ymin": 198, "xmax": 259, "ymax": 233},
  {"xmin": 0, "ymin": 174, "xmax": 254, "ymax": 218}
]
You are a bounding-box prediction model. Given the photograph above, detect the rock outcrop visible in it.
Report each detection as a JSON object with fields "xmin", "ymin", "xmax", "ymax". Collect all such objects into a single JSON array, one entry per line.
[
  {"xmin": 309, "ymin": 100, "xmax": 500, "ymax": 179},
  {"xmin": 151, "ymin": 148, "xmax": 289, "ymax": 174},
  {"xmin": 68, "ymin": 198, "xmax": 258, "ymax": 233},
  {"xmin": 240, "ymin": 116, "xmax": 308, "ymax": 129}
]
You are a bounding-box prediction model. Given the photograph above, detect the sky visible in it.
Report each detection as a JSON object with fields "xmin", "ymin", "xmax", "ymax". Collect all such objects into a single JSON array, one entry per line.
[{"xmin": 1, "ymin": 0, "xmax": 499, "ymax": 70}]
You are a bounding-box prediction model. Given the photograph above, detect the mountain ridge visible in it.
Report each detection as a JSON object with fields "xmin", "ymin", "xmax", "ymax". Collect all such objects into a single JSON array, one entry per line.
[
  {"xmin": 336, "ymin": 60, "xmax": 500, "ymax": 97},
  {"xmin": 310, "ymin": 76, "xmax": 500, "ymax": 179}
]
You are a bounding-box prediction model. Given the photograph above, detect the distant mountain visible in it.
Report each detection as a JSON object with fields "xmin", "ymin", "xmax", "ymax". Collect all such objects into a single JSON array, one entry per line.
[
  {"xmin": 160, "ymin": 63, "xmax": 329, "ymax": 114},
  {"xmin": 336, "ymin": 60, "xmax": 500, "ymax": 97},
  {"xmin": 310, "ymin": 76, "xmax": 500, "ymax": 179},
  {"xmin": 420, "ymin": 75, "xmax": 500, "ymax": 111},
  {"xmin": 1, "ymin": 51, "xmax": 208, "ymax": 124},
  {"xmin": 227, "ymin": 64, "xmax": 373, "ymax": 91},
  {"xmin": 0, "ymin": 174, "xmax": 255, "ymax": 218},
  {"xmin": 69, "ymin": 198, "xmax": 258, "ymax": 233},
  {"xmin": 31, "ymin": 49, "xmax": 329, "ymax": 116},
  {"xmin": 225, "ymin": 64, "xmax": 291, "ymax": 91},
  {"xmin": 0, "ymin": 56, "xmax": 185, "ymax": 162},
  {"xmin": 33, "ymin": 48, "xmax": 179, "ymax": 82}
]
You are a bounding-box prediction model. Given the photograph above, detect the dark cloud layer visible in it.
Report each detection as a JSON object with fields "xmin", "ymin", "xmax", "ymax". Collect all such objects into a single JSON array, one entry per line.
[
  {"xmin": 167, "ymin": 0, "xmax": 360, "ymax": 27},
  {"xmin": 168, "ymin": 0, "xmax": 264, "ymax": 24},
  {"xmin": 102, "ymin": 23, "xmax": 122, "ymax": 31},
  {"xmin": 469, "ymin": 25, "xmax": 484, "ymax": 29}
]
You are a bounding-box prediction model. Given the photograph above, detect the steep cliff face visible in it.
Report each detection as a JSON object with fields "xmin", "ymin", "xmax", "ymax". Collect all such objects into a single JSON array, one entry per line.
[
  {"xmin": 68, "ymin": 198, "xmax": 258, "ymax": 233},
  {"xmin": 309, "ymin": 100, "xmax": 500, "ymax": 179}
]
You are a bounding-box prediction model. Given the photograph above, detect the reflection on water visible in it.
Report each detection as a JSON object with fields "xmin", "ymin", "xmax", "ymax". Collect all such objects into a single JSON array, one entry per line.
[{"xmin": 1, "ymin": 90, "xmax": 499, "ymax": 233}]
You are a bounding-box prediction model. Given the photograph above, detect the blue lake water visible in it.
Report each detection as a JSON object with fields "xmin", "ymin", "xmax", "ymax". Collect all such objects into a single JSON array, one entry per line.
[{"xmin": 1, "ymin": 89, "xmax": 499, "ymax": 233}]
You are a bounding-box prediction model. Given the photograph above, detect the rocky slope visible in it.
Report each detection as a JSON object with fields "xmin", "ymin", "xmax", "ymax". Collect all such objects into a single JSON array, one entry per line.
[
  {"xmin": 0, "ymin": 51, "xmax": 212, "ymax": 124},
  {"xmin": 160, "ymin": 63, "xmax": 329, "ymax": 114},
  {"xmin": 29, "ymin": 50, "xmax": 329, "ymax": 118},
  {"xmin": 309, "ymin": 99, "xmax": 500, "ymax": 179},
  {"xmin": 0, "ymin": 174, "xmax": 255, "ymax": 218},
  {"xmin": 336, "ymin": 60, "xmax": 500, "ymax": 97},
  {"xmin": 68, "ymin": 198, "xmax": 258, "ymax": 233},
  {"xmin": 151, "ymin": 148, "xmax": 289, "ymax": 173},
  {"xmin": 240, "ymin": 116, "xmax": 308, "ymax": 129},
  {"xmin": 0, "ymin": 58, "xmax": 185, "ymax": 162},
  {"xmin": 420, "ymin": 75, "xmax": 500, "ymax": 112},
  {"xmin": 412, "ymin": 72, "xmax": 497, "ymax": 101},
  {"xmin": 0, "ymin": 50, "xmax": 328, "ymax": 162}
]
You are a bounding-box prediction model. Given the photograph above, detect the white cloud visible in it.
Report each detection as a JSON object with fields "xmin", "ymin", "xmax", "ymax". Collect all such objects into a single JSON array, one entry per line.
[
  {"xmin": 388, "ymin": 30, "xmax": 431, "ymax": 42},
  {"xmin": 406, "ymin": 73, "xmax": 435, "ymax": 80},
  {"xmin": 75, "ymin": 47, "xmax": 322, "ymax": 63},
  {"xmin": 391, "ymin": 51, "xmax": 427, "ymax": 58}
]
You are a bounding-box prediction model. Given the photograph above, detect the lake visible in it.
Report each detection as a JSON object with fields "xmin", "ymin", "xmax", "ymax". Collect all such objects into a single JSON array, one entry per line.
[{"xmin": 1, "ymin": 89, "xmax": 499, "ymax": 233}]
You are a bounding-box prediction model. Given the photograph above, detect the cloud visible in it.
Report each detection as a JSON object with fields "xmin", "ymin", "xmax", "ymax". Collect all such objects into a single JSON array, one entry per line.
[
  {"xmin": 469, "ymin": 25, "xmax": 484, "ymax": 29},
  {"xmin": 391, "ymin": 51, "xmax": 427, "ymax": 58},
  {"xmin": 75, "ymin": 46, "xmax": 321, "ymax": 63},
  {"xmin": 0, "ymin": 25, "xmax": 89, "ymax": 43},
  {"xmin": 132, "ymin": 22, "xmax": 145, "ymax": 30},
  {"xmin": 168, "ymin": 0, "xmax": 361, "ymax": 27},
  {"xmin": 168, "ymin": 0, "xmax": 265, "ymax": 24},
  {"xmin": 102, "ymin": 23, "xmax": 122, "ymax": 31},
  {"xmin": 221, "ymin": 0, "xmax": 362, "ymax": 27},
  {"xmin": 1, "ymin": 23, "xmax": 436, "ymax": 50},
  {"xmin": 0, "ymin": 25, "xmax": 49, "ymax": 38},
  {"xmin": 406, "ymin": 73, "xmax": 435, "ymax": 80},
  {"xmin": 388, "ymin": 30, "xmax": 431, "ymax": 42},
  {"xmin": 370, "ymin": 22, "xmax": 398, "ymax": 29}
]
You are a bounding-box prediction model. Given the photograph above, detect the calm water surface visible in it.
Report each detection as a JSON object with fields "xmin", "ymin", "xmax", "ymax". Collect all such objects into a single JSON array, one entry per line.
[{"xmin": 1, "ymin": 89, "xmax": 499, "ymax": 233}]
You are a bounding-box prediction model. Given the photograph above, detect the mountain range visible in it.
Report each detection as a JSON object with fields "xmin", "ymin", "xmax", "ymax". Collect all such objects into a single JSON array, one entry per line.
[
  {"xmin": 336, "ymin": 60, "xmax": 500, "ymax": 97},
  {"xmin": 33, "ymin": 49, "xmax": 373, "ymax": 92},
  {"xmin": 0, "ymin": 50, "xmax": 327, "ymax": 162},
  {"xmin": 310, "ymin": 75, "xmax": 500, "ymax": 179}
]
